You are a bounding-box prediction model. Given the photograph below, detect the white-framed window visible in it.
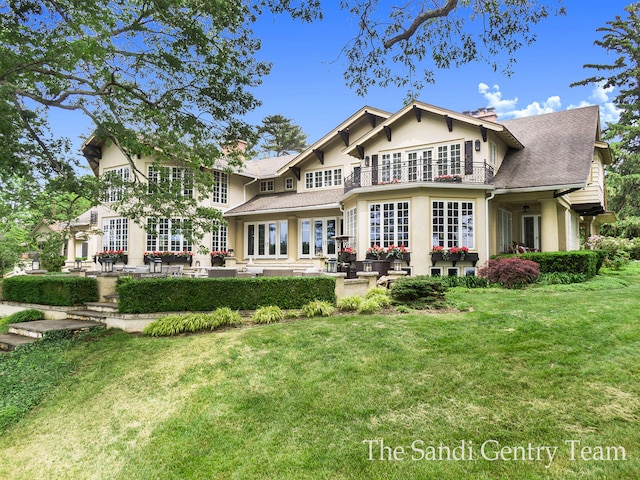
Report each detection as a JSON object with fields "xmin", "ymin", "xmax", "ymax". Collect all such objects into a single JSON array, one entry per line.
[
  {"xmin": 212, "ymin": 171, "xmax": 228, "ymax": 204},
  {"xmin": 381, "ymin": 152, "xmax": 402, "ymax": 183},
  {"xmin": 432, "ymin": 200, "xmax": 474, "ymax": 249},
  {"xmin": 369, "ymin": 201, "xmax": 410, "ymax": 248},
  {"xmin": 147, "ymin": 166, "xmax": 193, "ymax": 197},
  {"xmin": 497, "ymin": 208, "xmax": 513, "ymax": 254},
  {"xmin": 299, "ymin": 217, "xmax": 337, "ymax": 257},
  {"xmin": 102, "ymin": 218, "xmax": 128, "ymax": 251},
  {"xmin": 430, "ymin": 267, "xmax": 443, "ymax": 277},
  {"xmin": 146, "ymin": 218, "xmax": 192, "ymax": 252},
  {"xmin": 447, "ymin": 267, "xmax": 459, "ymax": 277},
  {"xmin": 260, "ymin": 180, "xmax": 274, "ymax": 192},
  {"xmin": 104, "ymin": 166, "xmax": 130, "ymax": 202},
  {"xmin": 211, "ymin": 221, "xmax": 228, "ymax": 252},
  {"xmin": 246, "ymin": 220, "xmax": 288, "ymax": 258},
  {"xmin": 304, "ymin": 168, "xmax": 342, "ymax": 190},
  {"xmin": 489, "ymin": 141, "xmax": 498, "ymax": 166},
  {"xmin": 406, "ymin": 149, "xmax": 434, "ymax": 182},
  {"xmin": 344, "ymin": 207, "xmax": 357, "ymax": 251},
  {"xmin": 285, "ymin": 177, "xmax": 294, "ymax": 190},
  {"xmin": 436, "ymin": 143, "xmax": 462, "ymax": 177},
  {"xmin": 464, "ymin": 267, "xmax": 477, "ymax": 277}
]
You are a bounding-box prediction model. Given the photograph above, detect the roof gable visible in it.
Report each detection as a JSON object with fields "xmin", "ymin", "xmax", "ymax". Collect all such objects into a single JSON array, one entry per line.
[{"xmin": 494, "ymin": 106, "xmax": 601, "ymax": 190}]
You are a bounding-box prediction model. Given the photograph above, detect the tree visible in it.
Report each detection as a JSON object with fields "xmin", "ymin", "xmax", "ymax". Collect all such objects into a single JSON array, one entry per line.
[
  {"xmin": 1, "ymin": 0, "xmax": 564, "ymax": 249},
  {"xmin": 572, "ymin": 3, "xmax": 640, "ymax": 220},
  {"xmin": 257, "ymin": 115, "xmax": 308, "ymax": 156},
  {"xmin": 339, "ymin": 0, "xmax": 566, "ymax": 96}
]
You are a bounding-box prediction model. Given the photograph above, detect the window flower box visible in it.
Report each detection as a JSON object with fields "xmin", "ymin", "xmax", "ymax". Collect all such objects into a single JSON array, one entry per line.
[
  {"xmin": 431, "ymin": 252, "xmax": 479, "ymax": 266},
  {"xmin": 95, "ymin": 251, "xmax": 128, "ymax": 264},
  {"xmin": 144, "ymin": 251, "xmax": 193, "ymax": 265},
  {"xmin": 210, "ymin": 250, "xmax": 229, "ymax": 266},
  {"xmin": 434, "ymin": 174, "xmax": 463, "ymax": 183}
]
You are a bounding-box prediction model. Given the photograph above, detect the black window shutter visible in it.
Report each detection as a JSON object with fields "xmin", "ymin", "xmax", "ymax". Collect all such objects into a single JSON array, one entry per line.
[
  {"xmin": 464, "ymin": 141, "xmax": 473, "ymax": 175},
  {"xmin": 371, "ymin": 154, "xmax": 378, "ymax": 185}
]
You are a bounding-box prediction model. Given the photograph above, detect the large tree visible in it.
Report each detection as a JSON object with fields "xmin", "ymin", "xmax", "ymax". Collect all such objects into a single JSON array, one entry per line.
[
  {"xmin": 572, "ymin": 3, "xmax": 640, "ymax": 221},
  {"xmin": 1, "ymin": 0, "xmax": 564, "ymax": 248},
  {"xmin": 257, "ymin": 115, "xmax": 308, "ymax": 156}
]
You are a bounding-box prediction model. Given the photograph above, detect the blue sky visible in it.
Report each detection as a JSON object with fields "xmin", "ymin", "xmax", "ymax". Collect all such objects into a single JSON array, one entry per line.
[
  {"xmin": 245, "ymin": 0, "xmax": 629, "ymax": 145},
  {"xmin": 56, "ymin": 1, "xmax": 630, "ymax": 160}
]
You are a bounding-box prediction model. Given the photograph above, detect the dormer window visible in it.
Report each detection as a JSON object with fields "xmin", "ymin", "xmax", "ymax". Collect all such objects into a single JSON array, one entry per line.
[{"xmin": 260, "ymin": 180, "xmax": 274, "ymax": 192}]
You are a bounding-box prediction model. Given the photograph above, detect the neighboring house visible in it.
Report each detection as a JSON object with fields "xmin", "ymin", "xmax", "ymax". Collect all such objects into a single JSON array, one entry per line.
[
  {"xmin": 81, "ymin": 101, "xmax": 613, "ymax": 276},
  {"xmin": 31, "ymin": 209, "xmax": 98, "ymax": 265}
]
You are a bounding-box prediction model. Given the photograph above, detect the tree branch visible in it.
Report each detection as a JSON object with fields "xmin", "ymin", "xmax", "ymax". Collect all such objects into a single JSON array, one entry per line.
[{"xmin": 383, "ymin": 0, "xmax": 459, "ymax": 49}]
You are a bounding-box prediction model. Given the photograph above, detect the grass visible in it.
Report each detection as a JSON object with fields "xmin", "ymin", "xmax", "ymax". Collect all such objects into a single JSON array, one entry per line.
[{"xmin": 0, "ymin": 265, "xmax": 639, "ymax": 478}]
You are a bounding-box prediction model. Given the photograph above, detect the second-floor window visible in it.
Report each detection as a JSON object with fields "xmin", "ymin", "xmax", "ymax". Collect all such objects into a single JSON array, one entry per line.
[
  {"xmin": 212, "ymin": 171, "xmax": 228, "ymax": 204},
  {"xmin": 436, "ymin": 143, "xmax": 462, "ymax": 177},
  {"xmin": 260, "ymin": 180, "xmax": 274, "ymax": 192},
  {"xmin": 148, "ymin": 166, "xmax": 193, "ymax": 197},
  {"xmin": 381, "ymin": 152, "xmax": 402, "ymax": 182},
  {"xmin": 104, "ymin": 167, "xmax": 130, "ymax": 202},
  {"xmin": 305, "ymin": 168, "xmax": 342, "ymax": 189}
]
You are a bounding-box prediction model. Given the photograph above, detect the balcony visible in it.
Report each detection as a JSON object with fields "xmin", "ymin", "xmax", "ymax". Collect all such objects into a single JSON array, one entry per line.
[{"xmin": 344, "ymin": 160, "xmax": 495, "ymax": 194}]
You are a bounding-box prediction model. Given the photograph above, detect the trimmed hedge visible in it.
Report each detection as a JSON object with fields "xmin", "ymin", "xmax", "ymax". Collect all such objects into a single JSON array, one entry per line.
[
  {"xmin": 518, "ymin": 251, "xmax": 600, "ymax": 278},
  {"xmin": 117, "ymin": 276, "xmax": 337, "ymax": 313},
  {"xmin": 1, "ymin": 276, "xmax": 98, "ymax": 306},
  {"xmin": 495, "ymin": 251, "xmax": 601, "ymax": 278}
]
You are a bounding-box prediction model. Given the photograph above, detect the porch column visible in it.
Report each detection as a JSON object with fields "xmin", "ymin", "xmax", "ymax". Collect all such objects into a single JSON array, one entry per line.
[
  {"xmin": 356, "ymin": 199, "xmax": 369, "ymax": 259},
  {"xmin": 234, "ymin": 219, "xmax": 244, "ymax": 260},
  {"xmin": 288, "ymin": 216, "xmax": 298, "ymax": 262},
  {"xmin": 540, "ymin": 199, "xmax": 559, "ymax": 252}
]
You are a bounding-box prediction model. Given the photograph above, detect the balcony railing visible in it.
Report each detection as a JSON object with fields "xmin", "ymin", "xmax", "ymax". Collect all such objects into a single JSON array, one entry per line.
[{"xmin": 344, "ymin": 160, "xmax": 495, "ymax": 194}]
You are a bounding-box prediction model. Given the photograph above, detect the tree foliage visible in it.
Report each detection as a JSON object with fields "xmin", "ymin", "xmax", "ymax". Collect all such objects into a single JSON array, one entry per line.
[
  {"xmin": 257, "ymin": 114, "xmax": 308, "ymax": 156},
  {"xmin": 339, "ymin": 0, "xmax": 565, "ymax": 96},
  {"xmin": 572, "ymin": 3, "xmax": 640, "ymax": 220}
]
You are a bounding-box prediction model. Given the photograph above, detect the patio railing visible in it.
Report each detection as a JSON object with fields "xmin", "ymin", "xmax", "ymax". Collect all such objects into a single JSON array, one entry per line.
[{"xmin": 344, "ymin": 160, "xmax": 494, "ymax": 193}]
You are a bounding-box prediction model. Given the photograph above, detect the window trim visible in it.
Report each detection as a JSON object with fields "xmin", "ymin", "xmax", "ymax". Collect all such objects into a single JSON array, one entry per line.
[{"xmin": 368, "ymin": 201, "xmax": 410, "ymax": 249}]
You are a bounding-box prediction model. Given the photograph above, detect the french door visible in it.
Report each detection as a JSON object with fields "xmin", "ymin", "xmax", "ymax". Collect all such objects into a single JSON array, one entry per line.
[{"xmin": 522, "ymin": 215, "xmax": 541, "ymax": 251}]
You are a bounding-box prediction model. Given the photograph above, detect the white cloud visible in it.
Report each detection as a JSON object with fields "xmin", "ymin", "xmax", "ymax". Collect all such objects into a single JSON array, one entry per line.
[{"xmin": 478, "ymin": 82, "xmax": 621, "ymax": 124}]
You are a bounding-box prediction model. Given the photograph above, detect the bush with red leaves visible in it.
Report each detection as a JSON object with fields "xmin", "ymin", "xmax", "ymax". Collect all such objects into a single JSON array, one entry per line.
[{"xmin": 477, "ymin": 257, "xmax": 540, "ymax": 288}]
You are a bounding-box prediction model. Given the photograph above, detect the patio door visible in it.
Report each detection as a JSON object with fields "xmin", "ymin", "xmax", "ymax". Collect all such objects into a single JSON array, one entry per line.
[
  {"xmin": 300, "ymin": 218, "xmax": 337, "ymax": 258},
  {"xmin": 522, "ymin": 215, "xmax": 541, "ymax": 251}
]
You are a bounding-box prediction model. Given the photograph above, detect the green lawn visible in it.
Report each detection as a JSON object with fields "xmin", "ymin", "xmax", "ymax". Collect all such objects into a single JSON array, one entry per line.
[{"xmin": 1, "ymin": 266, "xmax": 639, "ymax": 479}]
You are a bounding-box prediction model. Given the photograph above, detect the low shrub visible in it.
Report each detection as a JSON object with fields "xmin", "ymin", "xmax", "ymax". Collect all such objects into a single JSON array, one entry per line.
[
  {"xmin": 390, "ymin": 276, "xmax": 447, "ymax": 307},
  {"xmin": 537, "ymin": 272, "xmax": 588, "ymax": 285},
  {"xmin": 478, "ymin": 257, "xmax": 540, "ymax": 288},
  {"xmin": 336, "ymin": 295, "xmax": 363, "ymax": 312},
  {"xmin": 300, "ymin": 300, "xmax": 335, "ymax": 318},
  {"xmin": 357, "ymin": 298, "xmax": 383, "ymax": 314},
  {"xmin": 0, "ymin": 309, "xmax": 45, "ymax": 325},
  {"xmin": 438, "ymin": 275, "xmax": 489, "ymax": 288},
  {"xmin": 1, "ymin": 276, "xmax": 98, "ymax": 306},
  {"xmin": 519, "ymin": 251, "xmax": 599, "ymax": 277},
  {"xmin": 364, "ymin": 287, "xmax": 389, "ymax": 299},
  {"xmin": 118, "ymin": 276, "xmax": 336, "ymax": 313},
  {"xmin": 253, "ymin": 306, "xmax": 284, "ymax": 324},
  {"xmin": 143, "ymin": 308, "xmax": 242, "ymax": 337}
]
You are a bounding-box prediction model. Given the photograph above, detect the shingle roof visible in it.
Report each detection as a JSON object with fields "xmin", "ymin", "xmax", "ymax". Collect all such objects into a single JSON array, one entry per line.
[
  {"xmin": 494, "ymin": 106, "xmax": 600, "ymax": 190},
  {"xmin": 225, "ymin": 189, "xmax": 343, "ymax": 216}
]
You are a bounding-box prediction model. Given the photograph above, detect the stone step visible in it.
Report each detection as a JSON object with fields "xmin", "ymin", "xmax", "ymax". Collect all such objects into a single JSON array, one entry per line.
[
  {"xmin": 65, "ymin": 310, "xmax": 110, "ymax": 324},
  {"xmin": 103, "ymin": 294, "xmax": 119, "ymax": 304},
  {"xmin": 0, "ymin": 333, "xmax": 38, "ymax": 351},
  {"xmin": 7, "ymin": 319, "xmax": 104, "ymax": 339},
  {"xmin": 84, "ymin": 302, "xmax": 120, "ymax": 313}
]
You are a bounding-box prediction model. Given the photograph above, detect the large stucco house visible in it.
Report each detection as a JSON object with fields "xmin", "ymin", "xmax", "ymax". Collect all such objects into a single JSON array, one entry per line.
[{"xmin": 77, "ymin": 101, "xmax": 613, "ymax": 276}]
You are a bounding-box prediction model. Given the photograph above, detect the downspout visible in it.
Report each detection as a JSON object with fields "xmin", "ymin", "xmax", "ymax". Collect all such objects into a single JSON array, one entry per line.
[{"xmin": 485, "ymin": 191, "xmax": 496, "ymax": 264}]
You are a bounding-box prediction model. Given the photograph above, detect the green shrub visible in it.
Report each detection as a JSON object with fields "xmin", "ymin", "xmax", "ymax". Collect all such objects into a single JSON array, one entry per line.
[
  {"xmin": 390, "ymin": 276, "xmax": 447, "ymax": 307},
  {"xmin": 439, "ymin": 275, "xmax": 489, "ymax": 288},
  {"xmin": 143, "ymin": 308, "xmax": 242, "ymax": 337},
  {"xmin": 357, "ymin": 298, "xmax": 383, "ymax": 314},
  {"xmin": 478, "ymin": 257, "xmax": 540, "ymax": 288},
  {"xmin": 395, "ymin": 305, "xmax": 412, "ymax": 314},
  {"xmin": 0, "ymin": 309, "xmax": 45, "ymax": 326},
  {"xmin": 2, "ymin": 276, "xmax": 98, "ymax": 306},
  {"xmin": 118, "ymin": 276, "xmax": 336, "ymax": 313},
  {"xmin": 253, "ymin": 306, "xmax": 284, "ymax": 324},
  {"xmin": 537, "ymin": 272, "xmax": 588, "ymax": 285},
  {"xmin": 336, "ymin": 295, "xmax": 363, "ymax": 312},
  {"xmin": 364, "ymin": 287, "xmax": 389, "ymax": 299},
  {"xmin": 519, "ymin": 251, "xmax": 599, "ymax": 278},
  {"xmin": 300, "ymin": 300, "xmax": 335, "ymax": 318}
]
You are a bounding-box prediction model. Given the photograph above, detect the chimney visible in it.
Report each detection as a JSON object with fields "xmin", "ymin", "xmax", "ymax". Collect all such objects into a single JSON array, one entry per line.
[
  {"xmin": 464, "ymin": 107, "xmax": 498, "ymax": 122},
  {"xmin": 221, "ymin": 140, "xmax": 247, "ymax": 156}
]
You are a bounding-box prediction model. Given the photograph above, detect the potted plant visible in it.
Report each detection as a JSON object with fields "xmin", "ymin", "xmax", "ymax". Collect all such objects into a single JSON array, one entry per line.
[
  {"xmin": 338, "ymin": 247, "xmax": 356, "ymax": 263},
  {"xmin": 365, "ymin": 245, "xmax": 385, "ymax": 260},
  {"xmin": 210, "ymin": 250, "xmax": 228, "ymax": 266}
]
